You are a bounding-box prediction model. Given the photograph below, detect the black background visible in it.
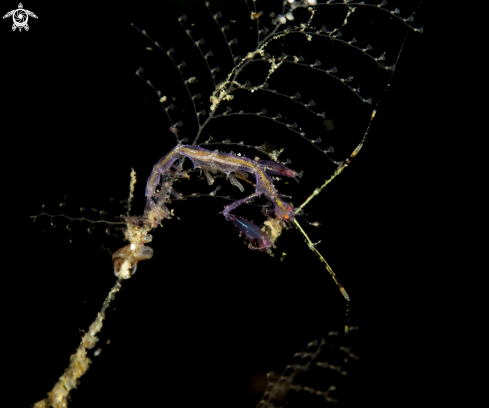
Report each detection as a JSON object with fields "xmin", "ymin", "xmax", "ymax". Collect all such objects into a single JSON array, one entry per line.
[{"xmin": 2, "ymin": 1, "xmax": 437, "ymax": 407}]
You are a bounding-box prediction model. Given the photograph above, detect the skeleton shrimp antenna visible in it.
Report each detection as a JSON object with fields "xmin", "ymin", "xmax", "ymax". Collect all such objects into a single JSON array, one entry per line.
[{"xmin": 292, "ymin": 1, "xmax": 424, "ymax": 333}]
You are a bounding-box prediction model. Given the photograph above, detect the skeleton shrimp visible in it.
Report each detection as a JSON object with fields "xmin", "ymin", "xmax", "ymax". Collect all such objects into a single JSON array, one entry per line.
[{"xmin": 142, "ymin": 144, "xmax": 301, "ymax": 251}]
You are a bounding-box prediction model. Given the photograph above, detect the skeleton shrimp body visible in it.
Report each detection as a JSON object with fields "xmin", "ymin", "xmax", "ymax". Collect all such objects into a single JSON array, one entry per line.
[{"xmin": 143, "ymin": 144, "xmax": 300, "ymax": 250}]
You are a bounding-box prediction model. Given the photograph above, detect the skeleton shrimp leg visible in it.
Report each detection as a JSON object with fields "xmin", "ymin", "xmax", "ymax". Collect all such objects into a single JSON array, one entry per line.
[{"xmin": 222, "ymin": 193, "xmax": 260, "ymax": 221}]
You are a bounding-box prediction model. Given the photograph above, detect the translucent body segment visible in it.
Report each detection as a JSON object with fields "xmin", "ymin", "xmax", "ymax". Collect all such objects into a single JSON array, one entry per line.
[
  {"xmin": 181, "ymin": 145, "xmax": 250, "ymax": 175},
  {"xmin": 231, "ymin": 215, "xmax": 273, "ymax": 252},
  {"xmin": 203, "ymin": 169, "xmax": 215, "ymax": 185},
  {"xmin": 145, "ymin": 150, "xmax": 182, "ymax": 198},
  {"xmin": 228, "ymin": 173, "xmax": 245, "ymax": 192}
]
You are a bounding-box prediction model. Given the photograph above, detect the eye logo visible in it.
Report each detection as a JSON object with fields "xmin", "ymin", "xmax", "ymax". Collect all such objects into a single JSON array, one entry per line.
[{"xmin": 2, "ymin": 3, "xmax": 37, "ymax": 32}]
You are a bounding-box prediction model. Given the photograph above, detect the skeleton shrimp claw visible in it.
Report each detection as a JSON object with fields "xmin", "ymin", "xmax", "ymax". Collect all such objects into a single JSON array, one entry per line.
[{"xmin": 230, "ymin": 215, "xmax": 273, "ymax": 252}]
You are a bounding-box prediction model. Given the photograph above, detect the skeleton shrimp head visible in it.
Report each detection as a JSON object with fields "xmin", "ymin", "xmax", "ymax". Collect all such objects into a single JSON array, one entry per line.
[
  {"xmin": 272, "ymin": 195, "xmax": 296, "ymax": 223},
  {"xmin": 230, "ymin": 215, "xmax": 273, "ymax": 252}
]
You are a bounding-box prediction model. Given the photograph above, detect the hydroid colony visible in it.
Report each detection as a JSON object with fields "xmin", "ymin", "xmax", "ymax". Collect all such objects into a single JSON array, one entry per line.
[{"xmin": 31, "ymin": 1, "xmax": 422, "ymax": 407}]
